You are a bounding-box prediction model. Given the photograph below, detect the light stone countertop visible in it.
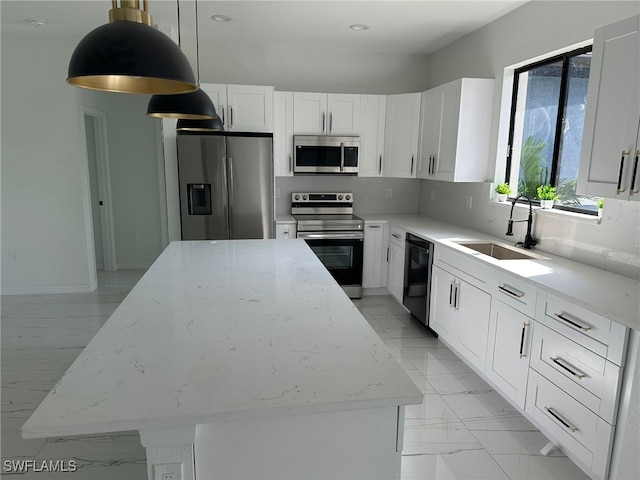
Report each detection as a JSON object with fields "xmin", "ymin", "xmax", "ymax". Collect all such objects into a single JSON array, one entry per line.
[
  {"xmin": 361, "ymin": 214, "xmax": 639, "ymax": 331},
  {"xmin": 22, "ymin": 240, "xmax": 422, "ymax": 439}
]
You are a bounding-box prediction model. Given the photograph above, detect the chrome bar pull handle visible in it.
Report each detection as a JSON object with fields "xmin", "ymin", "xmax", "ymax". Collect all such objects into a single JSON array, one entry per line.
[
  {"xmin": 554, "ymin": 312, "xmax": 591, "ymax": 332},
  {"xmin": 550, "ymin": 356, "xmax": 586, "ymax": 379},
  {"xmin": 289, "ymin": 155, "xmax": 293, "ymax": 173},
  {"xmin": 230, "ymin": 107, "xmax": 234, "ymax": 127},
  {"xmin": 453, "ymin": 281, "xmax": 460, "ymax": 311},
  {"xmin": 379, "ymin": 155, "xmax": 383, "ymax": 175},
  {"xmin": 340, "ymin": 142, "xmax": 345, "ymax": 172},
  {"xmin": 630, "ymin": 150, "xmax": 639, "ymax": 195},
  {"xmin": 617, "ymin": 151, "xmax": 629, "ymax": 193},
  {"xmin": 411, "ymin": 155, "xmax": 415, "ymax": 174},
  {"xmin": 498, "ymin": 284, "xmax": 525, "ymax": 299},
  {"xmin": 449, "ymin": 282, "xmax": 454, "ymax": 308},
  {"xmin": 519, "ymin": 322, "xmax": 530, "ymax": 358},
  {"xmin": 329, "ymin": 113, "xmax": 333, "ymax": 133},
  {"xmin": 544, "ymin": 407, "xmax": 578, "ymax": 433},
  {"xmin": 322, "ymin": 113, "xmax": 326, "ymax": 133}
]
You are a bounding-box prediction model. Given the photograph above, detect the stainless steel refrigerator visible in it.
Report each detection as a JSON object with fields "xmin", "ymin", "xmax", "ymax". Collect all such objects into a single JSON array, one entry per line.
[{"xmin": 177, "ymin": 132, "xmax": 274, "ymax": 240}]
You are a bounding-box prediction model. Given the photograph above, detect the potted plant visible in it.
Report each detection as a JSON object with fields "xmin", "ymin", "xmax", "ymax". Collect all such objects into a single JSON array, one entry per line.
[
  {"xmin": 536, "ymin": 184, "xmax": 558, "ymax": 209},
  {"xmin": 597, "ymin": 198, "xmax": 604, "ymax": 218},
  {"xmin": 495, "ymin": 183, "xmax": 511, "ymax": 202}
]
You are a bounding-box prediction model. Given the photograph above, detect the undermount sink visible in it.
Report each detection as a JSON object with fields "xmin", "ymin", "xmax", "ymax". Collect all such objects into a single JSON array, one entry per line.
[{"xmin": 457, "ymin": 241, "xmax": 542, "ymax": 260}]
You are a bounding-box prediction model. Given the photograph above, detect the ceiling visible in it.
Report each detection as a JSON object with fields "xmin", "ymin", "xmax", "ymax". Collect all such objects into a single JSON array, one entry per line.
[{"xmin": 3, "ymin": 0, "xmax": 529, "ymax": 58}]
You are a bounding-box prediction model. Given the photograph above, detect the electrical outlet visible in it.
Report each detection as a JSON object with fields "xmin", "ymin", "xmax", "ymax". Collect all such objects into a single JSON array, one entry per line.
[
  {"xmin": 385, "ymin": 188, "xmax": 392, "ymax": 198},
  {"xmin": 467, "ymin": 196, "xmax": 473, "ymax": 210},
  {"xmin": 5, "ymin": 250, "xmax": 16, "ymax": 262},
  {"xmin": 275, "ymin": 188, "xmax": 281, "ymax": 199},
  {"xmin": 130, "ymin": 232, "xmax": 138, "ymax": 244},
  {"xmin": 154, "ymin": 463, "xmax": 182, "ymax": 480},
  {"xmin": 430, "ymin": 190, "xmax": 435, "ymax": 201}
]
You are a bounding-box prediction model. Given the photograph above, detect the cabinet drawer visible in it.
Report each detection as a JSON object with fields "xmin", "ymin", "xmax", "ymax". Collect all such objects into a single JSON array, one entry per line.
[
  {"xmin": 389, "ymin": 225, "xmax": 406, "ymax": 248},
  {"xmin": 526, "ymin": 370, "xmax": 614, "ymax": 479},
  {"xmin": 531, "ymin": 323, "xmax": 622, "ymax": 423},
  {"xmin": 435, "ymin": 246, "xmax": 492, "ymax": 291},
  {"xmin": 543, "ymin": 294, "xmax": 628, "ymax": 365},
  {"xmin": 491, "ymin": 271, "xmax": 537, "ymax": 318}
]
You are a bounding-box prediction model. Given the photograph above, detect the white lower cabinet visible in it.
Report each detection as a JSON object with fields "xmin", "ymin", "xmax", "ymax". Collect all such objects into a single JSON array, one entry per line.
[
  {"xmin": 525, "ymin": 291, "xmax": 628, "ymax": 480},
  {"xmin": 430, "ymin": 265, "xmax": 491, "ymax": 372},
  {"xmin": 363, "ymin": 221, "xmax": 388, "ymax": 289},
  {"xmin": 485, "ymin": 299, "xmax": 533, "ymax": 409},
  {"xmin": 275, "ymin": 221, "xmax": 296, "ymax": 240},
  {"xmin": 425, "ymin": 244, "xmax": 630, "ymax": 480},
  {"xmin": 386, "ymin": 226, "xmax": 406, "ymax": 302}
]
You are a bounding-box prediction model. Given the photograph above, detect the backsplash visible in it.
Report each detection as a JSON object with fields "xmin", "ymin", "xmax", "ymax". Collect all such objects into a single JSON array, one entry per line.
[
  {"xmin": 276, "ymin": 177, "xmax": 420, "ymax": 216},
  {"xmin": 418, "ymin": 180, "xmax": 640, "ymax": 280}
]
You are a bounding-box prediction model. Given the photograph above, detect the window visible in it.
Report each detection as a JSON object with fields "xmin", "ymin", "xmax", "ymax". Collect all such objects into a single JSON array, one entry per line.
[{"xmin": 505, "ymin": 46, "xmax": 600, "ymax": 214}]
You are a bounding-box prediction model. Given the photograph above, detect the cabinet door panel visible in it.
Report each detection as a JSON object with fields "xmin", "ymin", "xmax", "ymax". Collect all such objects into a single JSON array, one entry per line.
[
  {"xmin": 274, "ymin": 92, "xmax": 294, "ymax": 176},
  {"xmin": 429, "ymin": 266, "xmax": 458, "ymax": 345},
  {"xmin": 387, "ymin": 242, "xmax": 405, "ymax": 303},
  {"xmin": 458, "ymin": 282, "xmax": 491, "ymax": 370},
  {"xmin": 383, "ymin": 93, "xmax": 420, "ymax": 178},
  {"xmin": 327, "ymin": 94, "xmax": 360, "ymax": 135},
  {"xmin": 486, "ymin": 300, "xmax": 532, "ymax": 408},
  {"xmin": 434, "ymin": 85, "xmax": 461, "ymax": 181},
  {"xmin": 294, "ymin": 92, "xmax": 327, "ymax": 134},
  {"xmin": 578, "ymin": 15, "xmax": 640, "ymax": 199},
  {"xmin": 226, "ymin": 85, "xmax": 274, "ymax": 132},
  {"xmin": 358, "ymin": 95, "xmax": 386, "ymax": 177},
  {"xmin": 363, "ymin": 222, "xmax": 387, "ymax": 288}
]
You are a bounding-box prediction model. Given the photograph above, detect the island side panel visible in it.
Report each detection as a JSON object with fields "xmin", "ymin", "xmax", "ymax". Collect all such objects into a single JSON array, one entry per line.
[{"xmin": 194, "ymin": 405, "xmax": 403, "ymax": 479}]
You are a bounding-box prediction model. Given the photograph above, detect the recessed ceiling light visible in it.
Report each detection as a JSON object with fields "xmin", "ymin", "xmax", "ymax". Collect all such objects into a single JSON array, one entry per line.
[
  {"xmin": 211, "ymin": 14, "xmax": 234, "ymax": 23},
  {"xmin": 29, "ymin": 19, "xmax": 47, "ymax": 28},
  {"xmin": 349, "ymin": 24, "xmax": 370, "ymax": 31}
]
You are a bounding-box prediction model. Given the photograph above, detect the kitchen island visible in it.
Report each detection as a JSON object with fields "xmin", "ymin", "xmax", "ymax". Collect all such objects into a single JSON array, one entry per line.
[{"xmin": 22, "ymin": 240, "xmax": 422, "ymax": 480}]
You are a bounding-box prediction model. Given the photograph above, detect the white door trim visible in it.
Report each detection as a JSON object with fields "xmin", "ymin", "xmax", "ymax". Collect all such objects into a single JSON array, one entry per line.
[{"xmin": 82, "ymin": 106, "xmax": 117, "ymax": 272}]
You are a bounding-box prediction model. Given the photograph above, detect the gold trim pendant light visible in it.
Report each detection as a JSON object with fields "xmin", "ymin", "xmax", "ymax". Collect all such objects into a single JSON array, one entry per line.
[
  {"xmin": 67, "ymin": 0, "xmax": 197, "ymax": 94},
  {"xmin": 176, "ymin": 117, "xmax": 225, "ymax": 131},
  {"xmin": 147, "ymin": 0, "xmax": 218, "ymax": 119}
]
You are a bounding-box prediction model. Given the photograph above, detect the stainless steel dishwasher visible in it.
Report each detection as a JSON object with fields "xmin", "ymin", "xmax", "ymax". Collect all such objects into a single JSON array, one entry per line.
[{"xmin": 403, "ymin": 233, "xmax": 436, "ymax": 334}]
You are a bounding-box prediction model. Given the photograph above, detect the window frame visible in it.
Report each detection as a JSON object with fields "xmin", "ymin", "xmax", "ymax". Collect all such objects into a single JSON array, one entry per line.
[{"xmin": 504, "ymin": 45, "xmax": 595, "ymax": 215}]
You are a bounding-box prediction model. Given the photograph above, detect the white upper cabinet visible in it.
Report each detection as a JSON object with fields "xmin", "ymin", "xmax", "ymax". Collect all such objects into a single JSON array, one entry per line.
[
  {"xmin": 578, "ymin": 15, "xmax": 640, "ymax": 201},
  {"xmin": 200, "ymin": 83, "xmax": 274, "ymax": 132},
  {"xmin": 293, "ymin": 93, "xmax": 360, "ymax": 136},
  {"xmin": 417, "ymin": 78, "xmax": 495, "ymax": 182},
  {"xmin": 274, "ymin": 91, "xmax": 294, "ymax": 177},
  {"xmin": 383, "ymin": 93, "xmax": 421, "ymax": 178},
  {"xmin": 358, "ymin": 95, "xmax": 387, "ymax": 177}
]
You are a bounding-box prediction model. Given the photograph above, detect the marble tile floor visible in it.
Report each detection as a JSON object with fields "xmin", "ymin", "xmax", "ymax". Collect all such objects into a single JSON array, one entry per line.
[{"xmin": 1, "ymin": 271, "xmax": 590, "ymax": 479}]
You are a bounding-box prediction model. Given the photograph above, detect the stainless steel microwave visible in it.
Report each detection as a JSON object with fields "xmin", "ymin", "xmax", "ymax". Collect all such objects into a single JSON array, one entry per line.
[{"xmin": 293, "ymin": 135, "xmax": 359, "ymax": 174}]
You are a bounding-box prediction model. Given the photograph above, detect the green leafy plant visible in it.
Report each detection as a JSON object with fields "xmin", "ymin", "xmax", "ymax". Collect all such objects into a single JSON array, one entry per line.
[
  {"xmin": 518, "ymin": 136, "xmax": 549, "ymax": 199},
  {"xmin": 536, "ymin": 184, "xmax": 559, "ymax": 200},
  {"xmin": 597, "ymin": 198, "xmax": 605, "ymax": 209},
  {"xmin": 495, "ymin": 183, "xmax": 511, "ymax": 195}
]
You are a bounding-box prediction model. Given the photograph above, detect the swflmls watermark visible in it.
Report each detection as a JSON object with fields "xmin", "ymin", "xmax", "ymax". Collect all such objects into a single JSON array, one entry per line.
[{"xmin": 3, "ymin": 459, "xmax": 78, "ymax": 473}]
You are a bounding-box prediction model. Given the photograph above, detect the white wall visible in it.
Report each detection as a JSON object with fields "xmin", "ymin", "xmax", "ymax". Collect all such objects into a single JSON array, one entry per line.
[
  {"xmin": 1, "ymin": 28, "xmax": 95, "ymax": 294},
  {"xmin": 418, "ymin": 1, "xmax": 640, "ymax": 280},
  {"xmin": 79, "ymin": 91, "xmax": 166, "ymax": 269}
]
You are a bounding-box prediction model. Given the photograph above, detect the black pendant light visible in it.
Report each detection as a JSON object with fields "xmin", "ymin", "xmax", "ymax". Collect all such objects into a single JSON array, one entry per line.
[
  {"xmin": 67, "ymin": 1, "xmax": 197, "ymax": 94},
  {"xmin": 176, "ymin": 117, "xmax": 225, "ymax": 132},
  {"xmin": 147, "ymin": 0, "xmax": 218, "ymax": 119}
]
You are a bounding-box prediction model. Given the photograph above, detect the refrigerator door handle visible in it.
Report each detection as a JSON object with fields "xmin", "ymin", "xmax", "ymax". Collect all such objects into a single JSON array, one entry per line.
[{"xmin": 227, "ymin": 156, "xmax": 234, "ymax": 236}]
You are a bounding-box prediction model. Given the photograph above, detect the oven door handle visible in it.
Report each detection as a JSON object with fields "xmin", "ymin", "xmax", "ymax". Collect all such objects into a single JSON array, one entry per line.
[{"xmin": 297, "ymin": 232, "xmax": 364, "ymax": 240}]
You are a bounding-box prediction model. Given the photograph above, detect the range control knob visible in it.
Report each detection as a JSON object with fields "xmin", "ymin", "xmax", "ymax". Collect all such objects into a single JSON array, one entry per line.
[
  {"xmin": 302, "ymin": 194, "xmax": 308, "ymax": 200},
  {"xmin": 345, "ymin": 194, "xmax": 351, "ymax": 201},
  {"xmin": 338, "ymin": 195, "xmax": 344, "ymax": 201},
  {"xmin": 294, "ymin": 194, "xmax": 300, "ymax": 201}
]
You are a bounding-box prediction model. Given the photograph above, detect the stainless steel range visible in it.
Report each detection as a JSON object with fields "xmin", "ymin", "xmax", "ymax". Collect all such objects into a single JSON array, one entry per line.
[{"xmin": 292, "ymin": 193, "xmax": 364, "ymax": 298}]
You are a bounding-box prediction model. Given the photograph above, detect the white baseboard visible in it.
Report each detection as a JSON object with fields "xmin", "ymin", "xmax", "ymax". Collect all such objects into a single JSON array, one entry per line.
[{"xmin": 1, "ymin": 284, "xmax": 96, "ymax": 296}]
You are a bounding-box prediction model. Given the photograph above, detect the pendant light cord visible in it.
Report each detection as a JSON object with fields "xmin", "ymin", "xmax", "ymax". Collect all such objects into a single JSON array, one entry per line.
[
  {"xmin": 195, "ymin": 0, "xmax": 201, "ymax": 87},
  {"xmin": 176, "ymin": 0, "xmax": 182, "ymax": 47}
]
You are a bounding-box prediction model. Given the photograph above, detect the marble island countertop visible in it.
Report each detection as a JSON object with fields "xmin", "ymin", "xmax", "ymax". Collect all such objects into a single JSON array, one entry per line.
[
  {"xmin": 362, "ymin": 214, "xmax": 640, "ymax": 331},
  {"xmin": 22, "ymin": 240, "xmax": 422, "ymax": 439}
]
